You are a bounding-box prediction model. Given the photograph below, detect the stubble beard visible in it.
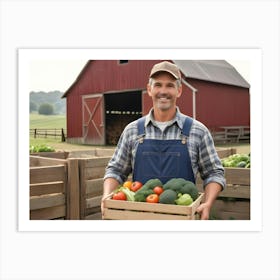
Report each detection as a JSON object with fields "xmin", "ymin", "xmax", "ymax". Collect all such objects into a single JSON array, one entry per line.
[{"xmin": 155, "ymin": 94, "xmax": 173, "ymax": 111}]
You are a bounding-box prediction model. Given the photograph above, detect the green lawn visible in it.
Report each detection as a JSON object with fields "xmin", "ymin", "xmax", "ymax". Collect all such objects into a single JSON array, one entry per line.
[
  {"xmin": 29, "ymin": 113, "xmax": 67, "ymax": 149},
  {"xmin": 30, "ymin": 113, "xmax": 66, "ymax": 129}
]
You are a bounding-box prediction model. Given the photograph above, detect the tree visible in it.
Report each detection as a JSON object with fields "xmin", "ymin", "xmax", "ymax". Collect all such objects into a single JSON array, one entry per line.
[{"xmin": 38, "ymin": 103, "xmax": 54, "ymax": 115}]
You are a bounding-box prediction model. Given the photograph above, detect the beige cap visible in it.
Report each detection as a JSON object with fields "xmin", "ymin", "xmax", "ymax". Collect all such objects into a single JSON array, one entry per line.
[{"xmin": 149, "ymin": 61, "xmax": 181, "ymax": 80}]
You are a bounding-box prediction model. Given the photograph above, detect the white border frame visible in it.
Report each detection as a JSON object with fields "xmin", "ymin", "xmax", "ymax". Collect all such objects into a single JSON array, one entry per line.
[{"xmin": 18, "ymin": 48, "xmax": 262, "ymax": 232}]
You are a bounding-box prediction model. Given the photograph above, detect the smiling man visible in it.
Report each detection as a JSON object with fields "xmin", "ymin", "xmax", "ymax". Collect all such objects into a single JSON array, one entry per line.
[{"xmin": 102, "ymin": 61, "xmax": 225, "ymax": 219}]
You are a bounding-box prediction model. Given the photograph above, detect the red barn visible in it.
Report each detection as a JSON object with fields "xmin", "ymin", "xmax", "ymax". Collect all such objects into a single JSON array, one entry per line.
[{"xmin": 62, "ymin": 60, "xmax": 250, "ymax": 145}]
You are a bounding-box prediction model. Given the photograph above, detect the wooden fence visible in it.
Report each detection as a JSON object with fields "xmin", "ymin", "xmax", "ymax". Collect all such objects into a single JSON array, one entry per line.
[{"xmin": 30, "ymin": 128, "xmax": 66, "ymax": 142}]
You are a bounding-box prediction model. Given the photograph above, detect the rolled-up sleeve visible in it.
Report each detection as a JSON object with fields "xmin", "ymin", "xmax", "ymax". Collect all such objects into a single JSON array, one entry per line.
[{"xmin": 195, "ymin": 126, "xmax": 226, "ymax": 190}]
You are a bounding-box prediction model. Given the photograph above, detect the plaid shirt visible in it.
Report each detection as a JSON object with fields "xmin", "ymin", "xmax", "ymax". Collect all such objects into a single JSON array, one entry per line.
[{"xmin": 104, "ymin": 108, "xmax": 225, "ymax": 189}]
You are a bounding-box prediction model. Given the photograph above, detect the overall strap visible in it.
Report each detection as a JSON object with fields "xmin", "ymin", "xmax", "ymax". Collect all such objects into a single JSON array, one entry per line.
[
  {"xmin": 137, "ymin": 116, "xmax": 146, "ymax": 136},
  {"xmin": 182, "ymin": 116, "xmax": 193, "ymax": 137}
]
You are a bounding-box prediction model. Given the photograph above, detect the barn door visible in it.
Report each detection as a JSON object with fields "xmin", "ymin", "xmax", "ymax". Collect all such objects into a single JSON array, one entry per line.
[{"xmin": 82, "ymin": 94, "xmax": 105, "ymax": 145}]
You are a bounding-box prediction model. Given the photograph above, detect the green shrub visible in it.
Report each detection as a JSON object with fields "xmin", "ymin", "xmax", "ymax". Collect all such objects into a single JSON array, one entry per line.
[
  {"xmin": 30, "ymin": 144, "xmax": 55, "ymax": 153},
  {"xmin": 38, "ymin": 103, "xmax": 54, "ymax": 115}
]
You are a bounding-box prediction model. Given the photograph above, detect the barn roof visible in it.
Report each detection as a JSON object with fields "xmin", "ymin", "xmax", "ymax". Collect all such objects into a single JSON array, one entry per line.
[
  {"xmin": 173, "ymin": 60, "xmax": 250, "ymax": 88},
  {"xmin": 62, "ymin": 61, "xmax": 90, "ymax": 97},
  {"xmin": 62, "ymin": 59, "xmax": 250, "ymax": 98}
]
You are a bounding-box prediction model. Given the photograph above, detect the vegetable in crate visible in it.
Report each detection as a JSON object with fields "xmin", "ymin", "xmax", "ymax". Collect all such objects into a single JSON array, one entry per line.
[
  {"xmin": 175, "ymin": 193, "xmax": 193, "ymax": 206},
  {"xmin": 221, "ymin": 153, "xmax": 250, "ymax": 168},
  {"xmin": 130, "ymin": 181, "xmax": 143, "ymax": 192},
  {"xmin": 112, "ymin": 186, "xmax": 135, "ymax": 201},
  {"xmin": 123, "ymin": 181, "xmax": 133, "ymax": 190},
  {"xmin": 134, "ymin": 189, "xmax": 154, "ymax": 202},
  {"xmin": 142, "ymin": 178, "xmax": 163, "ymax": 190},
  {"xmin": 159, "ymin": 189, "xmax": 177, "ymax": 204},
  {"xmin": 180, "ymin": 182, "xmax": 199, "ymax": 200},
  {"xmin": 163, "ymin": 178, "xmax": 188, "ymax": 192},
  {"xmin": 112, "ymin": 192, "xmax": 126, "ymax": 200},
  {"xmin": 118, "ymin": 186, "xmax": 135, "ymax": 201},
  {"xmin": 153, "ymin": 186, "xmax": 164, "ymax": 195},
  {"xmin": 134, "ymin": 178, "xmax": 163, "ymax": 202},
  {"xmin": 163, "ymin": 178, "xmax": 199, "ymax": 200},
  {"xmin": 146, "ymin": 194, "xmax": 159, "ymax": 203}
]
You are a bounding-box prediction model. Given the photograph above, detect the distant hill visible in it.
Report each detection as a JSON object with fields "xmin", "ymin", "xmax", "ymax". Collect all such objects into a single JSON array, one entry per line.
[{"xmin": 30, "ymin": 91, "xmax": 66, "ymax": 114}]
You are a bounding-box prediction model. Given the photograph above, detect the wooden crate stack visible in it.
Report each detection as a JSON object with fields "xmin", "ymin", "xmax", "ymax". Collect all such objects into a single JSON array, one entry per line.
[
  {"xmin": 29, "ymin": 149, "xmax": 113, "ymax": 220},
  {"xmin": 196, "ymin": 166, "xmax": 250, "ymax": 220}
]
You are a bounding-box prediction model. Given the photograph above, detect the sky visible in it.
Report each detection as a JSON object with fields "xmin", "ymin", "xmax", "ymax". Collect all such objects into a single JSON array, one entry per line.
[
  {"xmin": 28, "ymin": 59, "xmax": 251, "ymax": 93},
  {"xmin": 29, "ymin": 59, "xmax": 88, "ymax": 92}
]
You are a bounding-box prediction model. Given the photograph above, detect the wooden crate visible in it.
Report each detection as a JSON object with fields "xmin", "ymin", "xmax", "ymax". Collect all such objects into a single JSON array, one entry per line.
[
  {"xmin": 78, "ymin": 157, "xmax": 111, "ymax": 220},
  {"xmin": 103, "ymin": 193, "xmax": 204, "ymax": 220},
  {"xmin": 30, "ymin": 151, "xmax": 69, "ymax": 159},
  {"xmin": 29, "ymin": 151, "xmax": 111, "ymax": 220},
  {"xmin": 196, "ymin": 167, "xmax": 250, "ymax": 220},
  {"xmin": 68, "ymin": 148, "xmax": 114, "ymax": 158},
  {"xmin": 216, "ymin": 147, "xmax": 237, "ymax": 159},
  {"xmin": 29, "ymin": 156, "xmax": 80, "ymax": 220},
  {"xmin": 30, "ymin": 156, "xmax": 68, "ymax": 220}
]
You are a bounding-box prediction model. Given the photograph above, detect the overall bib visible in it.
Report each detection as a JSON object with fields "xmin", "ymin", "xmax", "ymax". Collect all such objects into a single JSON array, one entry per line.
[{"xmin": 133, "ymin": 116, "xmax": 195, "ymax": 184}]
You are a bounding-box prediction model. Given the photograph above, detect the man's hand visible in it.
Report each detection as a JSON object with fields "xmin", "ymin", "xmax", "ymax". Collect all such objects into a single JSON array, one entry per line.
[
  {"xmin": 101, "ymin": 193, "xmax": 113, "ymax": 219},
  {"xmin": 196, "ymin": 202, "xmax": 211, "ymax": 220},
  {"xmin": 101, "ymin": 178, "xmax": 120, "ymax": 219}
]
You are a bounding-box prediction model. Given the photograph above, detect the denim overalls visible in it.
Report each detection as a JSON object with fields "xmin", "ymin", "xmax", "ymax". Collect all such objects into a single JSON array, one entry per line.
[{"xmin": 133, "ymin": 116, "xmax": 195, "ymax": 184}]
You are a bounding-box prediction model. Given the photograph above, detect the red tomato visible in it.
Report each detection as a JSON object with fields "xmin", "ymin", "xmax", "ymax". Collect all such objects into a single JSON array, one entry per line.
[
  {"xmin": 131, "ymin": 181, "xmax": 143, "ymax": 192},
  {"xmin": 153, "ymin": 186, "xmax": 164, "ymax": 195},
  {"xmin": 112, "ymin": 191, "xmax": 126, "ymax": 200},
  {"xmin": 146, "ymin": 194, "xmax": 159, "ymax": 203}
]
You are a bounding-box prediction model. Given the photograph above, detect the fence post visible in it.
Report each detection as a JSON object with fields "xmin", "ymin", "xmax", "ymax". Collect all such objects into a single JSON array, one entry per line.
[
  {"xmin": 61, "ymin": 128, "xmax": 66, "ymax": 142},
  {"xmin": 34, "ymin": 129, "xmax": 37, "ymax": 138}
]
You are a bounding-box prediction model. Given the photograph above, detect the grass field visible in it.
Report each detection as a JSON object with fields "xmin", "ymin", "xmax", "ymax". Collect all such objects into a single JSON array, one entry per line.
[{"xmin": 30, "ymin": 113, "xmax": 66, "ymax": 129}]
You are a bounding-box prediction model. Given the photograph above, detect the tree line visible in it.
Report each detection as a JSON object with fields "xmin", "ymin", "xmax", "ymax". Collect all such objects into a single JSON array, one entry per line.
[{"xmin": 30, "ymin": 90, "xmax": 66, "ymax": 115}]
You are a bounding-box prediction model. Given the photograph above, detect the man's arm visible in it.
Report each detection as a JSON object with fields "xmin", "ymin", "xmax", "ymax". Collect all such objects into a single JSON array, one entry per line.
[
  {"xmin": 103, "ymin": 177, "xmax": 120, "ymax": 196},
  {"xmin": 196, "ymin": 182, "xmax": 222, "ymax": 220}
]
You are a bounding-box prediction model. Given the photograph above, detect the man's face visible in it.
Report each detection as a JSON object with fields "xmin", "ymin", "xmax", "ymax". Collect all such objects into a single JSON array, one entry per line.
[{"xmin": 147, "ymin": 72, "xmax": 182, "ymax": 111}]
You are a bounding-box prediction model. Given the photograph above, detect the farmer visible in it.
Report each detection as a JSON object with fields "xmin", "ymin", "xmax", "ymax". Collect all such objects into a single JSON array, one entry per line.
[{"xmin": 102, "ymin": 61, "xmax": 225, "ymax": 220}]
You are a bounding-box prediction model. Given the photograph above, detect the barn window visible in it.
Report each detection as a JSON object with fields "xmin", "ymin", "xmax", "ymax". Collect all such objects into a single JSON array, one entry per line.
[{"xmin": 119, "ymin": 60, "xmax": 128, "ymax": 64}]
